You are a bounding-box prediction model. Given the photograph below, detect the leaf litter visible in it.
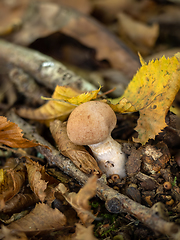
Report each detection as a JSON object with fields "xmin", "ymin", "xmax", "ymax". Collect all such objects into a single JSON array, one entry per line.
[{"xmin": 1, "ymin": 1, "xmax": 180, "ymax": 240}]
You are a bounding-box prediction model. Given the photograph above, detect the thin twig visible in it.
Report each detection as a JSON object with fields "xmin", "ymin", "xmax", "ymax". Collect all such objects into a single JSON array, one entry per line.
[
  {"xmin": 0, "ymin": 39, "xmax": 96, "ymax": 92},
  {"xmin": 7, "ymin": 111, "xmax": 180, "ymax": 240}
]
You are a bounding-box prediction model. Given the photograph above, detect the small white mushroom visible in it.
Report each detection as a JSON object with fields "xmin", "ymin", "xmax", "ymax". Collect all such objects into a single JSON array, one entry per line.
[{"xmin": 67, "ymin": 101, "xmax": 126, "ymax": 178}]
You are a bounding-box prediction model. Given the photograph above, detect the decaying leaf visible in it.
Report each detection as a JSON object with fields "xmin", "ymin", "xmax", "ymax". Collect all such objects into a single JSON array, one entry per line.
[
  {"xmin": 25, "ymin": 160, "xmax": 47, "ymax": 202},
  {"xmin": 107, "ymin": 54, "xmax": 180, "ymax": 144},
  {"xmin": 50, "ymin": 120, "xmax": 102, "ymax": 175},
  {"xmin": 0, "ymin": 116, "xmax": 38, "ymax": 148},
  {"xmin": 117, "ymin": 12, "xmax": 159, "ymax": 55},
  {"xmin": 74, "ymin": 223, "xmax": 97, "ymax": 240},
  {"xmin": 0, "ymin": 163, "xmax": 26, "ymax": 210},
  {"xmin": 2, "ymin": 193, "xmax": 39, "ymax": 214},
  {"xmin": 56, "ymin": 175, "xmax": 97, "ymax": 226},
  {"xmin": 8, "ymin": 2, "xmax": 139, "ymax": 79},
  {"xmin": 0, "ymin": 0, "xmax": 28, "ymax": 36},
  {"xmin": 0, "ymin": 203, "xmax": 67, "ymax": 237},
  {"xmin": 1, "ymin": 225, "xmax": 28, "ymax": 240},
  {"xmin": 17, "ymin": 86, "xmax": 100, "ymax": 124}
]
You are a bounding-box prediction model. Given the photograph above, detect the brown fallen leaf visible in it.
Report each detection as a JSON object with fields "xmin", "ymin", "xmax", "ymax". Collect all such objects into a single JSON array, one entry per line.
[
  {"xmin": 1, "ymin": 225, "xmax": 28, "ymax": 240},
  {"xmin": 0, "ymin": 163, "xmax": 26, "ymax": 210},
  {"xmin": 2, "ymin": 193, "xmax": 39, "ymax": 214},
  {"xmin": 25, "ymin": 160, "xmax": 47, "ymax": 202},
  {"xmin": 56, "ymin": 175, "xmax": 97, "ymax": 227},
  {"xmin": 8, "ymin": 2, "xmax": 139, "ymax": 78},
  {"xmin": 0, "ymin": 0, "xmax": 28, "ymax": 36},
  {"xmin": 92, "ymin": 0, "xmax": 132, "ymax": 23},
  {"xmin": 25, "ymin": 158, "xmax": 60, "ymax": 204},
  {"xmin": 74, "ymin": 223, "xmax": 97, "ymax": 240},
  {"xmin": 0, "ymin": 116, "xmax": 38, "ymax": 148},
  {"xmin": 54, "ymin": 0, "xmax": 92, "ymax": 14},
  {"xmin": 50, "ymin": 120, "xmax": 102, "ymax": 175},
  {"xmin": 0, "ymin": 203, "xmax": 67, "ymax": 238},
  {"xmin": 117, "ymin": 12, "xmax": 159, "ymax": 55}
]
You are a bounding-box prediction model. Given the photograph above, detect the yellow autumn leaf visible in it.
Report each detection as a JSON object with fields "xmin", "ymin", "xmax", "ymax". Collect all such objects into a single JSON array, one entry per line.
[
  {"xmin": 17, "ymin": 86, "xmax": 101, "ymax": 124},
  {"xmin": 107, "ymin": 54, "xmax": 180, "ymax": 144}
]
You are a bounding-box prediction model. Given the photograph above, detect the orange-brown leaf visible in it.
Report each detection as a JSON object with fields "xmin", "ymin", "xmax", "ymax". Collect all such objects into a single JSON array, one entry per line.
[
  {"xmin": 0, "ymin": 163, "xmax": 26, "ymax": 210},
  {"xmin": 50, "ymin": 120, "xmax": 102, "ymax": 175},
  {"xmin": 0, "ymin": 116, "xmax": 38, "ymax": 148}
]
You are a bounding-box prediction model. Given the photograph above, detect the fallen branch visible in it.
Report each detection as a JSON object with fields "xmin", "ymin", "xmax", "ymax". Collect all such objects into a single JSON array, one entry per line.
[
  {"xmin": 0, "ymin": 39, "xmax": 96, "ymax": 92},
  {"xmin": 7, "ymin": 111, "xmax": 180, "ymax": 240}
]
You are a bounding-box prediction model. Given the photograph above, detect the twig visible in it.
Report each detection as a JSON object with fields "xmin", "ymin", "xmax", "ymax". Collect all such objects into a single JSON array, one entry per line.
[
  {"xmin": 0, "ymin": 39, "xmax": 96, "ymax": 92},
  {"xmin": 7, "ymin": 111, "xmax": 180, "ymax": 240}
]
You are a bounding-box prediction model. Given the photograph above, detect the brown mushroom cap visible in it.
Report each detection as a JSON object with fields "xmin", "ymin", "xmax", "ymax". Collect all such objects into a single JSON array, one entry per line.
[{"xmin": 67, "ymin": 101, "xmax": 117, "ymax": 145}]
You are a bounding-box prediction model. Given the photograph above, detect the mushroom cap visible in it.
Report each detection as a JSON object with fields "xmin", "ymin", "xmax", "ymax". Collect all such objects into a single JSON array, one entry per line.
[{"xmin": 67, "ymin": 101, "xmax": 117, "ymax": 145}]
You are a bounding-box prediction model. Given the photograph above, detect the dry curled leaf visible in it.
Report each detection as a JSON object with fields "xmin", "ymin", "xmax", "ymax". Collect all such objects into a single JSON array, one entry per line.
[
  {"xmin": 0, "ymin": 203, "xmax": 67, "ymax": 238},
  {"xmin": 17, "ymin": 86, "xmax": 100, "ymax": 125},
  {"xmin": 50, "ymin": 120, "xmax": 102, "ymax": 175},
  {"xmin": 2, "ymin": 193, "xmax": 39, "ymax": 214},
  {"xmin": 0, "ymin": 116, "xmax": 38, "ymax": 148},
  {"xmin": 56, "ymin": 175, "xmax": 97, "ymax": 226},
  {"xmin": 0, "ymin": 163, "xmax": 26, "ymax": 210},
  {"xmin": 25, "ymin": 160, "xmax": 47, "ymax": 202},
  {"xmin": 108, "ymin": 54, "xmax": 180, "ymax": 144}
]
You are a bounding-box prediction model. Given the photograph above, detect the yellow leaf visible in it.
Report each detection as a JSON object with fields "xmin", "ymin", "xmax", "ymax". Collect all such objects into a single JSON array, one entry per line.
[
  {"xmin": 17, "ymin": 86, "xmax": 101, "ymax": 124},
  {"xmin": 107, "ymin": 55, "xmax": 180, "ymax": 144}
]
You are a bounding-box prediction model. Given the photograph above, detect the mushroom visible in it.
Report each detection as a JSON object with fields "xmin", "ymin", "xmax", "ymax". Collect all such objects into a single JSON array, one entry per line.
[{"xmin": 67, "ymin": 101, "xmax": 126, "ymax": 178}]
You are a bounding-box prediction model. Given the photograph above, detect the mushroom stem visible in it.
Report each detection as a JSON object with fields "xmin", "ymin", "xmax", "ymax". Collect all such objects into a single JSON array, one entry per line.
[{"xmin": 89, "ymin": 135, "xmax": 126, "ymax": 178}]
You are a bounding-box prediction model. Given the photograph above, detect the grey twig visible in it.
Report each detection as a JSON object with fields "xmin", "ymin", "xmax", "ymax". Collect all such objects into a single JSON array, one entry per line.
[{"xmin": 7, "ymin": 111, "xmax": 180, "ymax": 240}]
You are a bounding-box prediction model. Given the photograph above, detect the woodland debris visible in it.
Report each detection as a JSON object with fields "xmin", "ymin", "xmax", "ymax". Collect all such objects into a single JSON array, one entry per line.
[
  {"xmin": 7, "ymin": 111, "xmax": 180, "ymax": 240},
  {"xmin": 0, "ymin": 39, "xmax": 96, "ymax": 92},
  {"xmin": 50, "ymin": 120, "xmax": 102, "ymax": 175},
  {"xmin": 6, "ymin": 2, "xmax": 139, "ymax": 79}
]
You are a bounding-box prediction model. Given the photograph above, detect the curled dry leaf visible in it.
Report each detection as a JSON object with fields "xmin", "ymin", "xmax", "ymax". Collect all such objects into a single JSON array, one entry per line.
[
  {"xmin": 25, "ymin": 160, "xmax": 47, "ymax": 202},
  {"xmin": 17, "ymin": 86, "xmax": 100, "ymax": 125},
  {"xmin": 0, "ymin": 203, "xmax": 67, "ymax": 238},
  {"xmin": 2, "ymin": 193, "xmax": 39, "ymax": 214},
  {"xmin": 56, "ymin": 175, "xmax": 97, "ymax": 226},
  {"xmin": 0, "ymin": 163, "xmax": 26, "ymax": 210},
  {"xmin": 50, "ymin": 120, "xmax": 102, "ymax": 175},
  {"xmin": 0, "ymin": 116, "xmax": 39, "ymax": 148},
  {"xmin": 74, "ymin": 223, "xmax": 97, "ymax": 240}
]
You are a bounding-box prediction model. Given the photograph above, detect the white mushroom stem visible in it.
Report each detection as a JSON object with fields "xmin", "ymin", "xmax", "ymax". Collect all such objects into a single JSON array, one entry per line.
[{"xmin": 89, "ymin": 135, "xmax": 126, "ymax": 178}]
